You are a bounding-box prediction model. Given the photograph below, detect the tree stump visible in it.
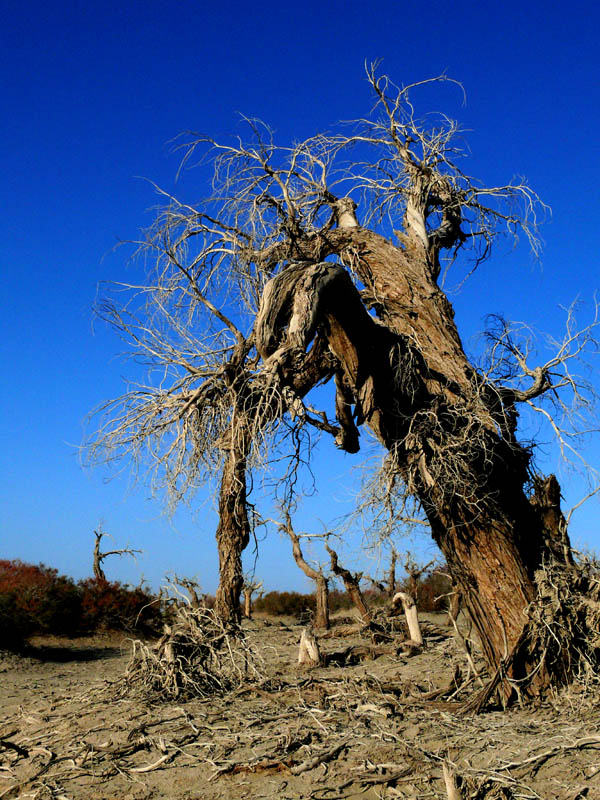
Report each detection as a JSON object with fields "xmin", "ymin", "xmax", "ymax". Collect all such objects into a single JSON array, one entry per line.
[{"xmin": 298, "ymin": 625, "xmax": 320, "ymax": 666}]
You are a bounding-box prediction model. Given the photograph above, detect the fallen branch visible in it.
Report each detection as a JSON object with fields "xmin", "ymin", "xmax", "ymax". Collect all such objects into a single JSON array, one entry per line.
[{"xmin": 291, "ymin": 739, "xmax": 350, "ymax": 775}]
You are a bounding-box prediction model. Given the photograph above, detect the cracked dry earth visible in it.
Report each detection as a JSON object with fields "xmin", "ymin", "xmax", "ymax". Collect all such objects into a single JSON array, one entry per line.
[{"xmin": 1, "ymin": 615, "xmax": 599, "ymax": 800}]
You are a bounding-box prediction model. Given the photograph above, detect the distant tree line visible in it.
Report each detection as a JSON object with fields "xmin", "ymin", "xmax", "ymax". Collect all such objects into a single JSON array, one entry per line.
[
  {"xmin": 0, "ymin": 557, "xmax": 452, "ymax": 650},
  {"xmin": 252, "ymin": 568, "xmax": 451, "ymax": 618}
]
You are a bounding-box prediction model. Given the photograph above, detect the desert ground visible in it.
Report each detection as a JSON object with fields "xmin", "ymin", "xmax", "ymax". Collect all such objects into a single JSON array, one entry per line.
[{"xmin": 1, "ymin": 613, "xmax": 599, "ymax": 800}]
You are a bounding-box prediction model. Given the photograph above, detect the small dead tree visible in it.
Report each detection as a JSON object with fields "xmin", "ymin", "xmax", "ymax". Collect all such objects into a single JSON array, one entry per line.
[
  {"xmin": 387, "ymin": 548, "xmax": 398, "ymax": 597},
  {"xmin": 242, "ymin": 574, "xmax": 263, "ymax": 619},
  {"xmin": 403, "ymin": 552, "xmax": 436, "ymax": 604},
  {"xmin": 92, "ymin": 529, "xmax": 141, "ymax": 583},
  {"xmin": 367, "ymin": 547, "xmax": 398, "ymax": 598},
  {"xmin": 326, "ymin": 544, "xmax": 372, "ymax": 624},
  {"xmin": 281, "ymin": 512, "xmax": 330, "ymax": 629}
]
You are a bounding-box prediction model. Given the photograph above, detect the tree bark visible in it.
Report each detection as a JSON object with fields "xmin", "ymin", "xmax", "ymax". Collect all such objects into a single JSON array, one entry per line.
[
  {"xmin": 314, "ymin": 575, "xmax": 330, "ymax": 630},
  {"xmin": 212, "ymin": 339, "xmax": 336, "ymax": 624},
  {"xmin": 255, "ymin": 225, "xmax": 583, "ymax": 697},
  {"xmin": 387, "ymin": 549, "xmax": 397, "ymax": 598},
  {"xmin": 213, "ymin": 422, "xmax": 251, "ymax": 624}
]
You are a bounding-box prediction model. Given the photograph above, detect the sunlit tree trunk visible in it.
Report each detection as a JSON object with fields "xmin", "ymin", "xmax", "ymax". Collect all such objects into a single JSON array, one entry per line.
[
  {"xmin": 256, "ymin": 225, "xmax": 581, "ymax": 698},
  {"xmin": 214, "ymin": 422, "xmax": 251, "ymax": 624}
]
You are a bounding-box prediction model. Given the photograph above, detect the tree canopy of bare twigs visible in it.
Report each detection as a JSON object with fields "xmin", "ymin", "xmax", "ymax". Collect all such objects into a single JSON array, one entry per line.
[{"xmin": 87, "ymin": 65, "xmax": 599, "ymax": 699}]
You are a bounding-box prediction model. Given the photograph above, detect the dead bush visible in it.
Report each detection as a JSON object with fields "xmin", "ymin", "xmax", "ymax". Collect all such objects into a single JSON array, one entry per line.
[{"xmin": 122, "ymin": 583, "xmax": 262, "ymax": 700}]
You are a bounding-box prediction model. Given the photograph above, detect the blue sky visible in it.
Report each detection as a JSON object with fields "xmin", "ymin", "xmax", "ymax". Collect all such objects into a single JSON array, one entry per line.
[{"xmin": 1, "ymin": 0, "xmax": 599, "ymax": 593}]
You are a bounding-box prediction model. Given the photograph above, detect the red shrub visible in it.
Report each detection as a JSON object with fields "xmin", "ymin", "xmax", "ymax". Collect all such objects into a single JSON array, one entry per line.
[
  {"xmin": 0, "ymin": 559, "xmax": 81, "ymax": 640},
  {"xmin": 0, "ymin": 560, "xmax": 162, "ymax": 648},
  {"xmin": 78, "ymin": 578, "xmax": 161, "ymax": 634}
]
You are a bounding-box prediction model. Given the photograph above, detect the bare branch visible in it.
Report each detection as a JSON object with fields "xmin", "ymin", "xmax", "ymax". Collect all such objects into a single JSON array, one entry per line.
[{"xmin": 92, "ymin": 528, "xmax": 142, "ymax": 582}]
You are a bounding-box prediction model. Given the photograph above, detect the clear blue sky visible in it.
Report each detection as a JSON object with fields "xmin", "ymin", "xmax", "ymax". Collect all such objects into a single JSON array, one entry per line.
[{"xmin": 1, "ymin": 0, "xmax": 599, "ymax": 593}]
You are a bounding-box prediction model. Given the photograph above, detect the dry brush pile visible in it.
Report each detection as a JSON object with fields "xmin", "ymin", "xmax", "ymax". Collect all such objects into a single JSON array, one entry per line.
[{"xmin": 120, "ymin": 580, "xmax": 264, "ymax": 700}]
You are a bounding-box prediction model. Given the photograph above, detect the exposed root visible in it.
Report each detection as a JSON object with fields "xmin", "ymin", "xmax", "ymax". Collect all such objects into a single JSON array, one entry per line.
[
  {"xmin": 120, "ymin": 603, "xmax": 263, "ymax": 700},
  {"xmin": 525, "ymin": 555, "xmax": 600, "ymax": 690}
]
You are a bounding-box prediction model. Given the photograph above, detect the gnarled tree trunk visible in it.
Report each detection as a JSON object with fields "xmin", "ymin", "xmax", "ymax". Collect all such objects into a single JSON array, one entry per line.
[
  {"xmin": 213, "ymin": 339, "xmax": 336, "ymax": 623},
  {"xmin": 254, "ymin": 224, "xmax": 584, "ymax": 698},
  {"xmin": 214, "ymin": 421, "xmax": 251, "ymax": 624},
  {"xmin": 92, "ymin": 69, "xmax": 596, "ymax": 700}
]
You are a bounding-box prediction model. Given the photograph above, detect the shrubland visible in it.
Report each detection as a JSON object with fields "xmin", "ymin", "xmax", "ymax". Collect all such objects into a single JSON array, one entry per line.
[
  {"xmin": 0, "ymin": 555, "xmax": 453, "ymax": 650},
  {"xmin": 0, "ymin": 559, "xmax": 161, "ymax": 648}
]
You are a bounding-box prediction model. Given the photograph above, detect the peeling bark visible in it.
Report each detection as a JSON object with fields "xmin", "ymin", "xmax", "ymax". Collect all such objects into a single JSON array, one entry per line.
[{"xmin": 298, "ymin": 626, "xmax": 320, "ymax": 666}]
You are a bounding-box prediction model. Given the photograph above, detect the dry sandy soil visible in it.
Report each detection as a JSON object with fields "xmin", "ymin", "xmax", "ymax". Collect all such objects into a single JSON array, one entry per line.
[{"xmin": 1, "ymin": 613, "xmax": 599, "ymax": 799}]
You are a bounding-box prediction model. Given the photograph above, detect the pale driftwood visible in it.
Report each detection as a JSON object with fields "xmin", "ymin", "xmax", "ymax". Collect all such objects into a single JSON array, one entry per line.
[
  {"xmin": 298, "ymin": 626, "xmax": 320, "ymax": 666},
  {"xmin": 392, "ymin": 591, "xmax": 423, "ymax": 646},
  {"xmin": 442, "ymin": 762, "xmax": 464, "ymax": 800}
]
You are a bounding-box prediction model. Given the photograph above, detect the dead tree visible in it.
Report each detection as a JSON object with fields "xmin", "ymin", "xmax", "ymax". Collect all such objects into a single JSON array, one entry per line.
[
  {"xmin": 281, "ymin": 513, "xmax": 330, "ymax": 629},
  {"xmin": 92, "ymin": 529, "xmax": 141, "ymax": 583},
  {"xmin": 242, "ymin": 574, "xmax": 263, "ymax": 619},
  {"xmin": 325, "ymin": 544, "xmax": 371, "ymax": 624},
  {"xmin": 367, "ymin": 547, "xmax": 398, "ymax": 599},
  {"xmin": 402, "ymin": 552, "xmax": 435, "ymax": 606},
  {"xmin": 88, "ymin": 67, "xmax": 600, "ymax": 697}
]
